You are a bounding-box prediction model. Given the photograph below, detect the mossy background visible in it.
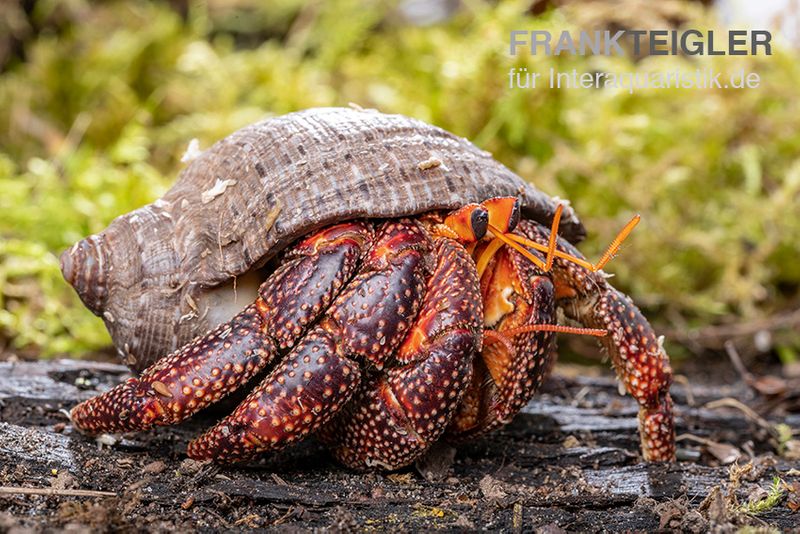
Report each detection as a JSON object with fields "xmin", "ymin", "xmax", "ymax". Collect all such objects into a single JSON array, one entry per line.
[{"xmin": 1, "ymin": 0, "xmax": 798, "ymax": 366}]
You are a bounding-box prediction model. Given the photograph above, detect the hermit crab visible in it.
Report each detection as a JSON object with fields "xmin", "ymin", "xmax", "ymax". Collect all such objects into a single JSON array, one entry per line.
[{"xmin": 62, "ymin": 107, "xmax": 674, "ymax": 470}]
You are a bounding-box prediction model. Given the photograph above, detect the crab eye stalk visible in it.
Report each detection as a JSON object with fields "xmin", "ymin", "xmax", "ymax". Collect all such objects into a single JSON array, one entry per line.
[
  {"xmin": 444, "ymin": 204, "xmax": 489, "ymax": 242},
  {"xmin": 477, "ymin": 196, "xmax": 554, "ymax": 274},
  {"xmin": 480, "ymin": 197, "xmax": 520, "ymax": 233}
]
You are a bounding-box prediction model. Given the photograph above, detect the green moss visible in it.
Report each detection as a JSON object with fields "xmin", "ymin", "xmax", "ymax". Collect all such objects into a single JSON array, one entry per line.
[
  {"xmin": 1, "ymin": 1, "xmax": 799, "ymax": 357},
  {"xmin": 738, "ymin": 477, "xmax": 785, "ymax": 515}
]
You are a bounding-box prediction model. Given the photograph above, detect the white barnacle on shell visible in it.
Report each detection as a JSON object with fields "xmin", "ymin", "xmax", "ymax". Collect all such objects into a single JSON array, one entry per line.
[{"xmin": 418, "ymin": 156, "xmax": 443, "ymax": 171}]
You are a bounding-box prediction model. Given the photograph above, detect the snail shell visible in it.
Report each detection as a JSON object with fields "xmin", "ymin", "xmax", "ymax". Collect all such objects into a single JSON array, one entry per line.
[{"xmin": 61, "ymin": 107, "xmax": 585, "ymax": 372}]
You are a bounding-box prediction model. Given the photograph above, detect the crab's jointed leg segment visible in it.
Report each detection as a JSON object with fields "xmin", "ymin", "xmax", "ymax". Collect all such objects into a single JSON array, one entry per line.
[
  {"xmin": 517, "ymin": 220, "xmax": 675, "ymax": 461},
  {"xmin": 70, "ymin": 221, "xmax": 373, "ymax": 435},
  {"xmin": 70, "ymin": 305, "xmax": 276, "ymax": 434},
  {"xmin": 187, "ymin": 220, "xmax": 434, "ymax": 463},
  {"xmin": 186, "ymin": 323, "xmax": 362, "ymax": 462},
  {"xmin": 448, "ymin": 243, "xmax": 558, "ymax": 439},
  {"xmin": 322, "ymin": 238, "xmax": 483, "ymax": 470}
]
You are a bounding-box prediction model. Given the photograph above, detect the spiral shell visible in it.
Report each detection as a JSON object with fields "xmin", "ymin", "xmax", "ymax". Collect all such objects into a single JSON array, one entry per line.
[{"xmin": 61, "ymin": 107, "xmax": 584, "ymax": 372}]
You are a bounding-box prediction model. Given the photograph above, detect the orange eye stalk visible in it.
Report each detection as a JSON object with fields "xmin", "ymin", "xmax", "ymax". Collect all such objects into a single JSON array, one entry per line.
[
  {"xmin": 475, "ymin": 196, "xmax": 556, "ymax": 276},
  {"xmin": 443, "ymin": 203, "xmax": 489, "ymax": 242},
  {"xmin": 480, "ymin": 197, "xmax": 520, "ymax": 234}
]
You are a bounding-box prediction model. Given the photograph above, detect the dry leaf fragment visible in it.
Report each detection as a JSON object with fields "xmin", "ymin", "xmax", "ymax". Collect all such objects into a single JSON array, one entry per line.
[
  {"xmin": 677, "ymin": 433, "xmax": 742, "ymax": 464},
  {"xmin": 783, "ymin": 481, "xmax": 800, "ymax": 512}
]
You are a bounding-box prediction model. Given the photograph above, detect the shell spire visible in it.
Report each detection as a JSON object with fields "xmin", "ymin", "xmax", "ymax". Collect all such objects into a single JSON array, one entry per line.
[{"xmin": 60, "ymin": 235, "xmax": 109, "ymax": 316}]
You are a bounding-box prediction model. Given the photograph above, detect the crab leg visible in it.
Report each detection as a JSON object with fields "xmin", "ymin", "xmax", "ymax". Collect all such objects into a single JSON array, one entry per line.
[
  {"xmin": 187, "ymin": 220, "xmax": 435, "ymax": 463},
  {"xmin": 516, "ymin": 220, "xmax": 675, "ymax": 461},
  {"xmin": 321, "ymin": 238, "xmax": 483, "ymax": 470},
  {"xmin": 447, "ymin": 243, "xmax": 558, "ymax": 439},
  {"xmin": 70, "ymin": 222, "xmax": 373, "ymax": 434}
]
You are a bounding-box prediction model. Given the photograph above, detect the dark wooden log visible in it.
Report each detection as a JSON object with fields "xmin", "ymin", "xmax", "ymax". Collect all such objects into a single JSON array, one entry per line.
[{"xmin": 0, "ymin": 359, "xmax": 797, "ymax": 531}]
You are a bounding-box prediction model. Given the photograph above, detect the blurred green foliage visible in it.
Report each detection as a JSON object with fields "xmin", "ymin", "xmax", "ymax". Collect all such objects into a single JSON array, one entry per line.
[{"xmin": 0, "ymin": 0, "xmax": 798, "ymax": 360}]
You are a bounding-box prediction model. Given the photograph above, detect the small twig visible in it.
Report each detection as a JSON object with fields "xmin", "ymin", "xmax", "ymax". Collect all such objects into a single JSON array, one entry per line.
[
  {"xmin": 0, "ymin": 486, "xmax": 116, "ymax": 498},
  {"xmin": 272, "ymin": 507, "xmax": 295, "ymax": 526},
  {"xmin": 725, "ymin": 341, "xmax": 755, "ymax": 387},
  {"xmin": 703, "ymin": 397, "xmax": 777, "ymax": 438}
]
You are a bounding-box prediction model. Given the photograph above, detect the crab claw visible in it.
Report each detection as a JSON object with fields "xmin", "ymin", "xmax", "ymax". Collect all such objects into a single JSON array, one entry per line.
[
  {"xmin": 70, "ymin": 221, "xmax": 374, "ymax": 436},
  {"xmin": 69, "ymin": 305, "xmax": 277, "ymax": 434}
]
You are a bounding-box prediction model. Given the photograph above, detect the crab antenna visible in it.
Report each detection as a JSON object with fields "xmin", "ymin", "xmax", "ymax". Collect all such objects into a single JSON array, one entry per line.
[
  {"xmin": 592, "ymin": 214, "xmax": 641, "ymax": 272},
  {"xmin": 502, "ymin": 324, "xmax": 607, "ymax": 338},
  {"xmin": 478, "ymin": 204, "xmax": 562, "ymax": 276},
  {"xmin": 473, "ymin": 199, "xmax": 640, "ymax": 275},
  {"xmin": 544, "ymin": 204, "xmax": 562, "ymax": 272},
  {"xmin": 502, "ymin": 212, "xmax": 641, "ymax": 273},
  {"xmin": 503, "ymin": 233, "xmax": 595, "ymax": 271},
  {"xmin": 476, "ymin": 237, "xmax": 506, "ymax": 278},
  {"xmin": 486, "ymin": 224, "xmax": 547, "ymax": 271},
  {"xmin": 482, "ymin": 325, "xmax": 606, "ymax": 363}
]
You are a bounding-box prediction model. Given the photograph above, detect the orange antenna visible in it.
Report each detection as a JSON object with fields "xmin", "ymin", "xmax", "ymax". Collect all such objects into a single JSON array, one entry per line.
[
  {"xmin": 503, "ymin": 233, "xmax": 594, "ymax": 271},
  {"xmin": 476, "ymin": 237, "xmax": 505, "ymax": 278},
  {"xmin": 482, "ymin": 324, "xmax": 607, "ymax": 361},
  {"xmin": 491, "ymin": 207, "xmax": 641, "ymax": 273},
  {"xmin": 592, "ymin": 214, "xmax": 641, "ymax": 271},
  {"xmin": 502, "ymin": 324, "xmax": 607, "ymax": 338},
  {"xmin": 451, "ymin": 198, "xmax": 640, "ymax": 276},
  {"xmin": 485, "ymin": 224, "xmax": 548, "ymax": 271},
  {"xmin": 543, "ymin": 204, "xmax": 562, "ymax": 272}
]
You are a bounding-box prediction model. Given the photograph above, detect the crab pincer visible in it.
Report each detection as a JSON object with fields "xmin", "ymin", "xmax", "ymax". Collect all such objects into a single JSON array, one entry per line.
[
  {"xmin": 70, "ymin": 221, "xmax": 374, "ymax": 434},
  {"xmin": 187, "ymin": 219, "xmax": 443, "ymax": 462}
]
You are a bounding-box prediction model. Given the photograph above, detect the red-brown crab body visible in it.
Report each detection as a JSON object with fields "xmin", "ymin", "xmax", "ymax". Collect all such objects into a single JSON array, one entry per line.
[{"xmin": 71, "ymin": 199, "xmax": 674, "ymax": 470}]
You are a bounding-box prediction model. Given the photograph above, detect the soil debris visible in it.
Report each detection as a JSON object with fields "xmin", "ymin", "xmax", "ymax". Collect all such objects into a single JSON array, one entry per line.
[{"xmin": 1, "ymin": 359, "xmax": 797, "ymax": 531}]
